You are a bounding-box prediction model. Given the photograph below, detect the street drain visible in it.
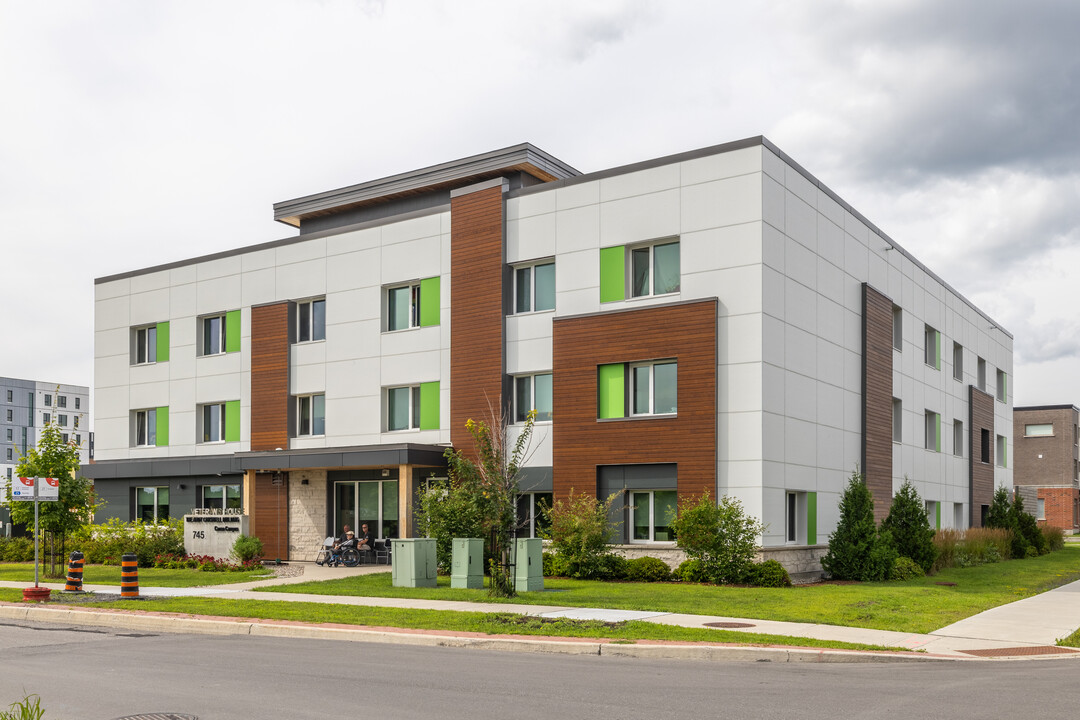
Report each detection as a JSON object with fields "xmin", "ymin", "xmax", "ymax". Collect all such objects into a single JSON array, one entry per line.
[
  {"xmin": 113, "ymin": 714, "xmax": 198, "ymax": 719},
  {"xmin": 704, "ymin": 622, "xmax": 756, "ymax": 629}
]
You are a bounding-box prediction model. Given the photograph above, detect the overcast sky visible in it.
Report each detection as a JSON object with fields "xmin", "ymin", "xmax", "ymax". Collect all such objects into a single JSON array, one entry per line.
[{"xmin": 3, "ymin": 0, "xmax": 1079, "ymax": 419}]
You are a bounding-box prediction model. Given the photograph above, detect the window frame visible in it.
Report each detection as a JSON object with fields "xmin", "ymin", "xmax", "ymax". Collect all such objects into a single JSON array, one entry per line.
[
  {"xmin": 513, "ymin": 261, "xmax": 556, "ymax": 315},
  {"xmin": 952, "ymin": 342, "xmax": 963, "ymax": 381},
  {"xmin": 923, "ymin": 325, "xmax": 940, "ymax": 369},
  {"xmin": 513, "ymin": 373, "xmax": 553, "ymax": 424},
  {"xmin": 199, "ymin": 483, "xmax": 242, "ymax": 511},
  {"xmin": 57, "ymin": 396, "xmax": 67, "ymax": 409},
  {"xmin": 996, "ymin": 369, "xmax": 1007, "ymax": 403},
  {"xmin": 996, "ymin": 434, "xmax": 1007, "ymax": 468},
  {"xmin": 199, "ymin": 403, "xmax": 226, "ymax": 444},
  {"xmin": 892, "ymin": 398, "xmax": 902, "ymax": 443},
  {"xmin": 332, "ymin": 479, "xmax": 400, "ymax": 540},
  {"xmin": 1024, "ymin": 423, "xmax": 1054, "ymax": 437},
  {"xmin": 954, "ymin": 419, "xmax": 964, "ymax": 457},
  {"xmin": 296, "ymin": 298, "xmax": 327, "ymax": 343},
  {"xmin": 296, "ymin": 393, "xmax": 326, "ymax": 437},
  {"xmin": 386, "ymin": 385, "xmax": 421, "ymax": 432},
  {"xmin": 629, "ymin": 240, "xmax": 681, "ymax": 299},
  {"xmin": 517, "ymin": 492, "xmax": 553, "ymax": 539},
  {"xmin": 57, "ymin": 414, "xmax": 67, "ymax": 427},
  {"xmin": 135, "ymin": 486, "xmax": 169, "ymax": 522},
  {"xmin": 42, "ymin": 412, "xmax": 50, "ymax": 425},
  {"xmin": 386, "ymin": 282, "xmax": 422, "ymax": 332},
  {"xmin": 892, "ymin": 306, "xmax": 902, "ymax": 351},
  {"xmin": 924, "ymin": 410, "xmax": 940, "ymax": 452},
  {"xmin": 629, "ymin": 489, "xmax": 678, "ymax": 543},
  {"xmin": 199, "ymin": 314, "xmax": 227, "ymax": 356},
  {"xmin": 629, "ymin": 360, "xmax": 678, "ymax": 417}
]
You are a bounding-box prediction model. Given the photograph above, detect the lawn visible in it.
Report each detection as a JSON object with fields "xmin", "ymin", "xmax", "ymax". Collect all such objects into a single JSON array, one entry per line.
[
  {"xmin": 0, "ymin": 563, "xmax": 272, "ymax": 587},
  {"xmin": 259, "ymin": 546, "xmax": 1080, "ymax": 634}
]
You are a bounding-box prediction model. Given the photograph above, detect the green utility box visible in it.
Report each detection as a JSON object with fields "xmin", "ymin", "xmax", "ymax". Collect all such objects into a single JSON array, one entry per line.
[
  {"xmin": 514, "ymin": 538, "xmax": 544, "ymax": 593},
  {"xmin": 451, "ymin": 538, "xmax": 484, "ymax": 589},
  {"xmin": 391, "ymin": 538, "xmax": 437, "ymax": 588}
]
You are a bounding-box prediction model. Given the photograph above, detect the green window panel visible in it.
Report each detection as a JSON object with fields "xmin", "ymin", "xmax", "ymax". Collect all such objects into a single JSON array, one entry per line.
[
  {"xmin": 156, "ymin": 406, "xmax": 169, "ymax": 447},
  {"xmin": 156, "ymin": 321, "xmax": 170, "ymax": 363},
  {"xmin": 419, "ymin": 381, "xmax": 440, "ymax": 430},
  {"xmin": 225, "ymin": 310, "xmax": 241, "ymax": 353},
  {"xmin": 597, "ymin": 363, "xmax": 625, "ymax": 419},
  {"xmin": 934, "ymin": 330, "xmax": 941, "ymax": 370},
  {"xmin": 807, "ymin": 492, "xmax": 817, "ymax": 545},
  {"xmin": 599, "ymin": 246, "xmax": 625, "ymax": 303},
  {"xmin": 936, "ymin": 501, "xmax": 942, "ymax": 530},
  {"xmin": 419, "ymin": 277, "xmax": 441, "ymax": 327},
  {"xmin": 225, "ymin": 400, "xmax": 241, "ymax": 442}
]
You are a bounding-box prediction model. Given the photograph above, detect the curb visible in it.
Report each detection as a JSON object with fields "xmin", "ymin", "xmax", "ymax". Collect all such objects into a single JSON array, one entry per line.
[{"xmin": 0, "ymin": 603, "xmax": 961, "ymax": 663}]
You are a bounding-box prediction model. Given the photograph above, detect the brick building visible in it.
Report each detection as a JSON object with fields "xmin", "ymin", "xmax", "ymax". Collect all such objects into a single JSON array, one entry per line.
[{"xmin": 1013, "ymin": 405, "xmax": 1080, "ymax": 531}]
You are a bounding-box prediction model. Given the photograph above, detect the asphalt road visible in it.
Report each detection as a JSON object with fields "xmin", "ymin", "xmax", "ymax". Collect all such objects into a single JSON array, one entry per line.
[{"xmin": 2, "ymin": 620, "xmax": 1079, "ymax": 719}]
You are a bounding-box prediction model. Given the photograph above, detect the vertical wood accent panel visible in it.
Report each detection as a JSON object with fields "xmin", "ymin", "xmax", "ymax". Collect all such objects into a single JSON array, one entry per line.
[
  {"xmin": 450, "ymin": 185, "xmax": 505, "ymax": 458},
  {"xmin": 970, "ymin": 386, "xmax": 995, "ymax": 527},
  {"xmin": 862, "ymin": 284, "xmax": 894, "ymax": 522},
  {"xmin": 250, "ymin": 472, "xmax": 289, "ymax": 559},
  {"xmin": 552, "ymin": 299, "xmax": 717, "ymax": 503},
  {"xmin": 251, "ymin": 302, "xmax": 290, "ymax": 452}
]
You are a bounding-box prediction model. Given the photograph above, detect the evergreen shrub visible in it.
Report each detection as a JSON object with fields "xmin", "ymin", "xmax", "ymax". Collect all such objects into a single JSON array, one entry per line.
[
  {"xmin": 742, "ymin": 559, "xmax": 792, "ymax": 587},
  {"xmin": 889, "ymin": 556, "xmax": 925, "ymax": 581},
  {"xmin": 821, "ymin": 470, "xmax": 897, "ymax": 581},
  {"xmin": 880, "ymin": 479, "xmax": 938, "ymax": 573},
  {"xmin": 624, "ymin": 556, "xmax": 671, "ymax": 582}
]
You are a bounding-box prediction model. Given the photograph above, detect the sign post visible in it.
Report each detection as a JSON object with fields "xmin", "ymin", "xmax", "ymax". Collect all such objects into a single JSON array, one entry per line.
[{"xmin": 7, "ymin": 478, "xmax": 59, "ymax": 597}]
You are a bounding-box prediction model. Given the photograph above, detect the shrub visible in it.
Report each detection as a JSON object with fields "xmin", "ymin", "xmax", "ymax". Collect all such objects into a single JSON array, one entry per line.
[
  {"xmin": 742, "ymin": 559, "xmax": 792, "ymax": 587},
  {"xmin": 822, "ymin": 470, "xmax": 896, "ymax": 581},
  {"xmin": 414, "ymin": 480, "xmax": 485, "ymax": 573},
  {"xmin": 0, "ymin": 537, "xmax": 35, "ymax": 562},
  {"xmin": 543, "ymin": 490, "xmax": 619, "ymax": 580},
  {"xmin": 880, "ymin": 479, "xmax": 938, "ymax": 573},
  {"xmin": 596, "ymin": 553, "xmax": 630, "ymax": 581},
  {"xmin": 1043, "ymin": 525, "xmax": 1066, "ymax": 552},
  {"xmin": 933, "ymin": 527, "xmax": 1011, "ymax": 570},
  {"xmin": 985, "ymin": 486, "xmax": 1012, "ymax": 530},
  {"xmin": 542, "ymin": 550, "xmax": 558, "ymax": 577},
  {"xmin": 671, "ymin": 491, "xmax": 764, "ymax": 584},
  {"xmin": 889, "ymin": 556, "xmax": 925, "ymax": 581},
  {"xmin": 71, "ymin": 518, "xmax": 185, "ymax": 567},
  {"xmin": 624, "ymin": 556, "xmax": 671, "ymax": 582},
  {"xmin": 231, "ymin": 535, "xmax": 264, "ymax": 564},
  {"xmin": 676, "ymin": 558, "xmax": 710, "ymax": 583},
  {"xmin": 1008, "ymin": 493, "xmax": 1043, "ymax": 558}
]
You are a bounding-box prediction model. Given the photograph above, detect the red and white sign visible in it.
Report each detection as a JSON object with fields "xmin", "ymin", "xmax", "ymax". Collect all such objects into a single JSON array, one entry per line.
[
  {"xmin": 11, "ymin": 477, "xmax": 36, "ymax": 501},
  {"xmin": 6, "ymin": 477, "xmax": 60, "ymax": 502},
  {"xmin": 38, "ymin": 477, "xmax": 59, "ymax": 500}
]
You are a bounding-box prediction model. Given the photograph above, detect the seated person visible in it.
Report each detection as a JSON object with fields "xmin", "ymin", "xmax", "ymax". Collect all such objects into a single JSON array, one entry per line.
[
  {"xmin": 357, "ymin": 523, "xmax": 374, "ymax": 553},
  {"xmin": 328, "ymin": 530, "xmax": 357, "ymax": 565}
]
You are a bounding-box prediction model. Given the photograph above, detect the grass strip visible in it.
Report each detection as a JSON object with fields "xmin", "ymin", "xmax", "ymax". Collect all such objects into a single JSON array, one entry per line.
[
  {"xmin": 1057, "ymin": 628, "xmax": 1080, "ymax": 648},
  {"xmin": 260, "ymin": 546, "xmax": 1080, "ymax": 634},
  {"xmin": 0, "ymin": 563, "xmax": 270, "ymax": 587},
  {"xmin": 20, "ymin": 593, "xmax": 899, "ymax": 652}
]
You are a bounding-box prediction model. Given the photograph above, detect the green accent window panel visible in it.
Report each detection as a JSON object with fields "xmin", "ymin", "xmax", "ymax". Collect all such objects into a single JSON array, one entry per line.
[
  {"xmin": 935, "ymin": 501, "xmax": 942, "ymax": 530},
  {"xmin": 225, "ymin": 400, "xmax": 241, "ymax": 442},
  {"xmin": 419, "ymin": 277, "xmax": 441, "ymax": 327},
  {"xmin": 225, "ymin": 310, "xmax": 241, "ymax": 353},
  {"xmin": 419, "ymin": 381, "xmax": 440, "ymax": 430},
  {"xmin": 807, "ymin": 492, "xmax": 817, "ymax": 545},
  {"xmin": 599, "ymin": 246, "xmax": 625, "ymax": 303},
  {"xmin": 155, "ymin": 406, "xmax": 169, "ymax": 447},
  {"xmin": 156, "ymin": 322, "xmax": 170, "ymax": 363},
  {"xmin": 934, "ymin": 330, "xmax": 941, "ymax": 370},
  {"xmin": 597, "ymin": 363, "xmax": 626, "ymax": 419}
]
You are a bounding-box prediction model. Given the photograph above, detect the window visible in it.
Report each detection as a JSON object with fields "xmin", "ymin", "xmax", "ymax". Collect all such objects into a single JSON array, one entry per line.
[
  {"xmin": 1037, "ymin": 498, "xmax": 1046, "ymax": 521},
  {"xmin": 892, "ymin": 398, "xmax": 902, "ymax": 442},
  {"xmin": 386, "ymin": 382, "xmax": 440, "ymax": 432},
  {"xmin": 136, "ymin": 409, "xmax": 157, "ymax": 446},
  {"xmin": 334, "ymin": 479, "xmax": 400, "ymax": 540},
  {"xmin": 5, "ymin": 449, "xmax": 10, "ymax": 460},
  {"xmin": 136, "ymin": 486, "xmax": 169, "ymax": 522},
  {"xmin": 953, "ymin": 342, "xmax": 963, "ymax": 381},
  {"xmin": 4, "ymin": 429, "xmax": 10, "ymax": 441},
  {"xmin": 5, "ymin": 390, "xmax": 11, "ymax": 402},
  {"xmin": 297, "ymin": 298, "xmax": 326, "ymax": 342},
  {"xmin": 516, "ymin": 492, "xmax": 553, "ymax": 539},
  {"xmin": 954, "ymin": 420, "xmax": 964, "ymax": 457},
  {"xmin": 786, "ymin": 492, "xmax": 799, "ymax": 543},
  {"xmin": 514, "ymin": 262, "xmax": 555, "ymax": 313},
  {"xmin": 924, "ymin": 325, "xmax": 940, "ymax": 369},
  {"xmin": 42, "ymin": 413, "xmax": 49, "ymax": 424},
  {"xmin": 386, "ymin": 277, "xmax": 440, "ymax": 331},
  {"xmin": 1025, "ymin": 423, "xmax": 1054, "ymax": 437},
  {"xmin": 200, "ymin": 484, "xmax": 241, "ymax": 511},
  {"xmin": 57, "ymin": 414, "xmax": 67, "ymax": 427},
  {"xmin": 977, "ymin": 357, "xmax": 986, "ymax": 391},
  {"xmin": 996, "ymin": 369, "xmax": 1007, "ymax": 402},
  {"xmin": 73, "ymin": 417, "xmax": 79, "ymax": 429},
  {"xmin": 134, "ymin": 325, "xmax": 157, "ymax": 364},
  {"xmin": 297, "ymin": 394, "xmax": 326, "ymax": 436},
  {"xmin": 200, "ymin": 315, "xmax": 226, "ymax": 355},
  {"xmin": 631, "ymin": 241, "xmax": 680, "ymax": 298},
  {"xmin": 996, "ymin": 435, "xmax": 1007, "ymax": 468},
  {"xmin": 925, "ymin": 500, "xmax": 939, "ymax": 529},
  {"xmin": 954, "ymin": 502, "xmax": 965, "ymax": 530},
  {"xmin": 57, "ymin": 396, "xmax": 67, "ymax": 408},
  {"xmin": 925, "ymin": 410, "xmax": 940, "ymax": 451},
  {"xmin": 4, "ymin": 410, "xmax": 9, "ymax": 422},
  {"xmin": 598, "ymin": 361, "xmax": 677, "ymax": 418},
  {"xmin": 44, "ymin": 394, "xmax": 52, "ymax": 406},
  {"xmin": 981, "ymin": 428, "xmax": 990, "ymax": 463},
  {"xmin": 892, "ymin": 306, "xmax": 902, "ymax": 351},
  {"xmin": 62, "ymin": 433, "xmax": 68, "ymax": 444},
  {"xmin": 514, "ymin": 374, "xmax": 552, "ymax": 423},
  {"xmin": 75, "ymin": 397, "xmax": 80, "ymax": 410},
  {"xmin": 200, "ymin": 403, "xmax": 226, "ymax": 443},
  {"xmin": 75, "ymin": 434, "xmax": 81, "ymax": 445},
  {"xmin": 630, "ymin": 489, "xmax": 677, "ymax": 542}
]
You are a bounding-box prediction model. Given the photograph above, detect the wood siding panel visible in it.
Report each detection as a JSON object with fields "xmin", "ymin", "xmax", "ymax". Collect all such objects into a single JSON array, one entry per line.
[
  {"xmin": 862, "ymin": 284, "xmax": 894, "ymax": 522},
  {"xmin": 250, "ymin": 472, "xmax": 289, "ymax": 559},
  {"xmin": 251, "ymin": 303, "xmax": 290, "ymax": 452},
  {"xmin": 970, "ymin": 386, "xmax": 995, "ymax": 527},
  {"xmin": 552, "ymin": 299, "xmax": 717, "ymax": 503},
  {"xmin": 450, "ymin": 185, "xmax": 505, "ymax": 458}
]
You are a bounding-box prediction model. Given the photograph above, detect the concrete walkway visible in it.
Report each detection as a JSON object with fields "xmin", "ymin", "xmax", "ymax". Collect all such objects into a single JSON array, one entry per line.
[{"xmin": 3, "ymin": 563, "xmax": 1080, "ymax": 662}]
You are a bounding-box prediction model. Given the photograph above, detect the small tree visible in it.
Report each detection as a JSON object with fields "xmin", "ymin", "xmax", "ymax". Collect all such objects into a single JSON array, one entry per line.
[
  {"xmin": 985, "ymin": 486, "xmax": 1013, "ymax": 532},
  {"xmin": 414, "ymin": 477, "xmax": 485, "ymax": 573},
  {"xmin": 671, "ymin": 491, "xmax": 764, "ymax": 584},
  {"xmin": 542, "ymin": 490, "xmax": 619, "ymax": 579},
  {"xmin": 880, "ymin": 479, "xmax": 938, "ymax": 573},
  {"xmin": 6, "ymin": 424, "xmax": 99, "ymax": 577},
  {"xmin": 821, "ymin": 470, "xmax": 896, "ymax": 581},
  {"xmin": 1010, "ymin": 493, "xmax": 1045, "ymax": 557}
]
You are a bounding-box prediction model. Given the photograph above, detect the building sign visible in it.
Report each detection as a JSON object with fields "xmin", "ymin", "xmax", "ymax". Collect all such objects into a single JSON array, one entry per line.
[{"xmin": 183, "ymin": 512, "xmax": 250, "ymax": 561}]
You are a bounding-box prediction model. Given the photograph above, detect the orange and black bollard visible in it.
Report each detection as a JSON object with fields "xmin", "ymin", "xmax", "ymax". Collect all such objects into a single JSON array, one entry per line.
[
  {"xmin": 120, "ymin": 553, "xmax": 139, "ymax": 598},
  {"xmin": 64, "ymin": 551, "xmax": 84, "ymax": 592}
]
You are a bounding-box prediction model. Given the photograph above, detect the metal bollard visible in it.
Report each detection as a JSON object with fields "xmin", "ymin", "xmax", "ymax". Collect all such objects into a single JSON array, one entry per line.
[
  {"xmin": 64, "ymin": 551, "xmax": 85, "ymax": 592},
  {"xmin": 120, "ymin": 553, "xmax": 139, "ymax": 598}
]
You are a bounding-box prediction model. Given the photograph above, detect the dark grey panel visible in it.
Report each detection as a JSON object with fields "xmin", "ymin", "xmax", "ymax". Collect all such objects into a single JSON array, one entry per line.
[
  {"xmin": 82, "ymin": 455, "xmax": 240, "ymax": 479},
  {"xmin": 329, "ymin": 468, "xmax": 400, "ymax": 482},
  {"xmin": 598, "ymin": 463, "xmax": 677, "ymax": 489},
  {"xmin": 289, "ymin": 453, "xmax": 343, "ymax": 469},
  {"xmin": 150, "ymin": 460, "xmax": 191, "ymax": 477},
  {"xmin": 189, "ymin": 457, "xmax": 244, "ymax": 475},
  {"xmin": 518, "ymin": 466, "xmax": 552, "ymax": 493}
]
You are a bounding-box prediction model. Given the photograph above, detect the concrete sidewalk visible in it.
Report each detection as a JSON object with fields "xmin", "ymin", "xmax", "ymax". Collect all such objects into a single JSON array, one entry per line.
[{"xmin": 3, "ymin": 563, "xmax": 1080, "ymax": 662}]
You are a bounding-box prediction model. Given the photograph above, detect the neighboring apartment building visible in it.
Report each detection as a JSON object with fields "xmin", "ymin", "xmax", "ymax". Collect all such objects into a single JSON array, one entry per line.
[
  {"xmin": 1, "ymin": 377, "xmax": 91, "ymax": 480},
  {"xmin": 1013, "ymin": 405, "xmax": 1080, "ymax": 531},
  {"xmin": 84, "ymin": 136, "xmax": 1013, "ymax": 566}
]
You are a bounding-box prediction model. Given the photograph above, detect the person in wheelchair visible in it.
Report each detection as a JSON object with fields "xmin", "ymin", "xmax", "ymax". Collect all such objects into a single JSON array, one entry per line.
[{"xmin": 327, "ymin": 530, "xmax": 358, "ymax": 566}]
